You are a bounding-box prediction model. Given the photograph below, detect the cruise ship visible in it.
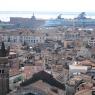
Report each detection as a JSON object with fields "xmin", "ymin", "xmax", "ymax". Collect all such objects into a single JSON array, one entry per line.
[{"xmin": 44, "ymin": 12, "xmax": 95, "ymax": 27}]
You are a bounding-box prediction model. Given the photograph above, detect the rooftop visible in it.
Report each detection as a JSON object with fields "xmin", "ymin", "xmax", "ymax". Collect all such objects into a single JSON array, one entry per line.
[{"xmin": 21, "ymin": 71, "xmax": 65, "ymax": 90}]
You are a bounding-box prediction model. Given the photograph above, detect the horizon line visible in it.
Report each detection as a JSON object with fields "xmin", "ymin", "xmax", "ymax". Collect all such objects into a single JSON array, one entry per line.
[{"xmin": 0, "ymin": 11, "xmax": 95, "ymax": 15}]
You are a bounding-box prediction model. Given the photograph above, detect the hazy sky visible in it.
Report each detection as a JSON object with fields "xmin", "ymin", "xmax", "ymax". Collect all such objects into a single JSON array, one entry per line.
[
  {"xmin": 0, "ymin": 0, "xmax": 95, "ymax": 12},
  {"xmin": 0, "ymin": 0, "xmax": 95, "ymax": 21}
]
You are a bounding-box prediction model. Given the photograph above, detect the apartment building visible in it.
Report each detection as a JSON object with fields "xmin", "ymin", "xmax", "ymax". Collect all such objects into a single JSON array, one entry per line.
[
  {"xmin": 2, "ymin": 29, "xmax": 45, "ymax": 46},
  {"xmin": 88, "ymin": 37, "xmax": 95, "ymax": 47},
  {"xmin": 64, "ymin": 30, "xmax": 80, "ymax": 41}
]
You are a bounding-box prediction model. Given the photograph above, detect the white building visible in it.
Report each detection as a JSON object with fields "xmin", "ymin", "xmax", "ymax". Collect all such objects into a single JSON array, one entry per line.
[
  {"xmin": 2, "ymin": 29, "xmax": 45, "ymax": 46},
  {"xmin": 69, "ymin": 62, "xmax": 88, "ymax": 76},
  {"xmin": 88, "ymin": 37, "xmax": 95, "ymax": 47}
]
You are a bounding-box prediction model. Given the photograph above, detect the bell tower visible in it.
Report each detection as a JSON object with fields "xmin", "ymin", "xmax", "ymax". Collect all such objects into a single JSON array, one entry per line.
[{"xmin": 0, "ymin": 42, "xmax": 9, "ymax": 95}]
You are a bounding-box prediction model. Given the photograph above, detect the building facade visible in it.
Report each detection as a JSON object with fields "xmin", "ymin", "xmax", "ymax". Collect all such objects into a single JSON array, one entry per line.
[
  {"xmin": 88, "ymin": 37, "xmax": 95, "ymax": 47},
  {"xmin": 2, "ymin": 30, "xmax": 45, "ymax": 46}
]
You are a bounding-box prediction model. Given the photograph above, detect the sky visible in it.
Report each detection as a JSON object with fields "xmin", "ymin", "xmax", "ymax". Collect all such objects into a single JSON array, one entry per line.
[{"xmin": 0, "ymin": 0, "xmax": 95, "ymax": 21}]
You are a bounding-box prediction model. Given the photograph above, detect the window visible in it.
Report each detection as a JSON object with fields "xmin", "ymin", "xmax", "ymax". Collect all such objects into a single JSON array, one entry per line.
[
  {"xmin": 0, "ymin": 69, "xmax": 4, "ymax": 74},
  {"xmin": 26, "ymin": 37, "xmax": 28, "ymax": 39},
  {"xmin": 31, "ymin": 40, "xmax": 33, "ymax": 42},
  {"xmin": 28, "ymin": 37, "xmax": 30, "ymax": 39},
  {"xmin": 34, "ymin": 40, "xmax": 35, "ymax": 43},
  {"xmin": 2, "ymin": 70, "xmax": 4, "ymax": 74}
]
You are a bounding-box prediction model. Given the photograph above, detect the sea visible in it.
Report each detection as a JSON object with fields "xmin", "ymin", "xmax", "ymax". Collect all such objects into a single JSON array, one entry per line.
[{"xmin": 0, "ymin": 11, "xmax": 95, "ymax": 21}]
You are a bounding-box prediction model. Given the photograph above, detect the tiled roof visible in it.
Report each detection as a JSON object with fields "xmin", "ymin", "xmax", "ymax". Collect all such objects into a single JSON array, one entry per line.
[{"xmin": 21, "ymin": 71, "xmax": 65, "ymax": 90}]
